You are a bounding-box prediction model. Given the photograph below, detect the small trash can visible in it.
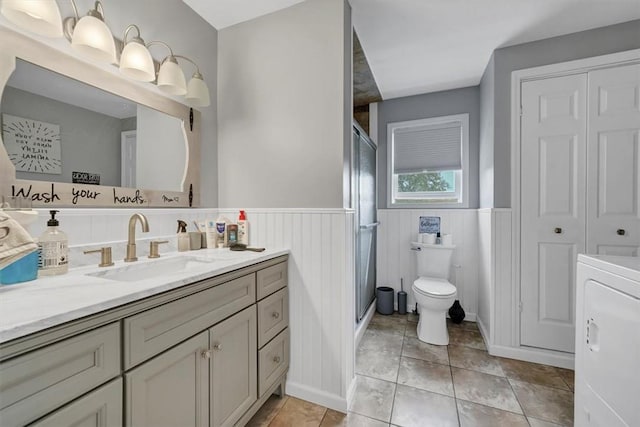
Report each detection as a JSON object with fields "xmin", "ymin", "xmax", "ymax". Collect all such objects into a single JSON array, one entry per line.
[{"xmin": 376, "ymin": 286, "xmax": 394, "ymax": 315}]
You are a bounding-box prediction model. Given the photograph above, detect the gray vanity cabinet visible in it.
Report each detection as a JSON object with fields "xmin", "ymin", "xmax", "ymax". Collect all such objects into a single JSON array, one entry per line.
[
  {"xmin": 30, "ymin": 379, "xmax": 123, "ymax": 427},
  {"xmin": 209, "ymin": 306, "xmax": 257, "ymax": 427},
  {"xmin": 126, "ymin": 332, "xmax": 210, "ymax": 427}
]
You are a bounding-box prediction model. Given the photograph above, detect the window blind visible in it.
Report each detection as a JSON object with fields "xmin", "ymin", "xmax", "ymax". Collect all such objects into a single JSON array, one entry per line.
[{"xmin": 393, "ymin": 120, "xmax": 462, "ymax": 174}]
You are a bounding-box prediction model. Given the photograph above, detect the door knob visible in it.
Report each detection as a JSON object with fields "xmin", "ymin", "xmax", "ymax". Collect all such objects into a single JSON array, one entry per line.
[
  {"xmin": 617, "ymin": 229, "xmax": 626, "ymax": 236},
  {"xmin": 201, "ymin": 350, "xmax": 211, "ymax": 359},
  {"xmin": 273, "ymin": 356, "xmax": 281, "ymax": 363},
  {"xmin": 213, "ymin": 343, "xmax": 222, "ymax": 351},
  {"xmin": 554, "ymin": 227, "xmax": 562, "ymax": 234},
  {"xmin": 272, "ymin": 312, "xmax": 280, "ymax": 319}
]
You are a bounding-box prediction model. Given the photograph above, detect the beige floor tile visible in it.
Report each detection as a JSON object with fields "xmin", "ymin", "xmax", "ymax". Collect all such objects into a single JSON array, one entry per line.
[
  {"xmin": 320, "ymin": 410, "xmax": 388, "ymax": 427},
  {"xmin": 451, "ymin": 368, "xmax": 522, "ymax": 414},
  {"xmin": 447, "ymin": 319, "xmax": 479, "ymax": 331},
  {"xmin": 368, "ymin": 314, "xmax": 406, "ymax": 336},
  {"xmin": 457, "ymin": 399, "xmax": 529, "ymax": 427},
  {"xmin": 390, "ymin": 384, "xmax": 458, "ymax": 427},
  {"xmin": 404, "ymin": 325, "xmax": 418, "ymax": 338},
  {"xmin": 358, "ymin": 329, "xmax": 404, "ymax": 355},
  {"xmin": 356, "ymin": 346, "xmax": 400, "ymax": 382},
  {"xmin": 448, "ymin": 345, "xmax": 504, "ymax": 377},
  {"xmin": 556, "ymin": 367, "xmax": 575, "ymax": 391},
  {"xmin": 407, "ymin": 312, "xmax": 419, "ymax": 323},
  {"xmin": 509, "ymin": 379, "xmax": 574, "ymax": 426},
  {"xmin": 401, "ymin": 336, "xmax": 449, "ymax": 365},
  {"xmin": 527, "ymin": 417, "xmax": 567, "ymax": 427},
  {"xmin": 498, "ymin": 357, "xmax": 569, "ymax": 390},
  {"xmin": 246, "ymin": 395, "xmax": 289, "ymax": 426},
  {"xmin": 348, "ymin": 375, "xmax": 396, "ymax": 423},
  {"xmin": 447, "ymin": 327, "xmax": 486, "ymax": 350},
  {"xmin": 269, "ymin": 396, "xmax": 327, "ymax": 427},
  {"xmin": 397, "ymin": 356, "xmax": 454, "ymax": 396}
]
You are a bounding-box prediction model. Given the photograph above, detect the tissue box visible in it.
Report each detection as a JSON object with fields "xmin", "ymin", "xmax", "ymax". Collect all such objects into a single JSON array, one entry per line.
[{"xmin": 0, "ymin": 250, "xmax": 39, "ymax": 285}]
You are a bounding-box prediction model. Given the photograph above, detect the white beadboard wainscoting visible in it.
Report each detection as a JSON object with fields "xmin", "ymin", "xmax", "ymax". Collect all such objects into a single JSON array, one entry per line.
[
  {"xmin": 377, "ymin": 209, "xmax": 479, "ymax": 320},
  {"xmin": 218, "ymin": 208, "xmax": 356, "ymax": 412}
]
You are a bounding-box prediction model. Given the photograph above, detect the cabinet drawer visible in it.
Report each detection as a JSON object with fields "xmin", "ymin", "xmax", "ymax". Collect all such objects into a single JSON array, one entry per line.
[
  {"xmin": 30, "ymin": 378, "xmax": 123, "ymax": 427},
  {"xmin": 258, "ymin": 328, "xmax": 289, "ymax": 397},
  {"xmin": 0, "ymin": 323, "xmax": 120, "ymax": 427},
  {"xmin": 257, "ymin": 288, "xmax": 289, "ymax": 348},
  {"xmin": 124, "ymin": 273, "xmax": 256, "ymax": 369},
  {"xmin": 256, "ymin": 262, "xmax": 287, "ymax": 300}
]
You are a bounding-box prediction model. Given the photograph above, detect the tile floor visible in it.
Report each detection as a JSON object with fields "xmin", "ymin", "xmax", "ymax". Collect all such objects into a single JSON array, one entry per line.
[{"xmin": 247, "ymin": 312, "xmax": 575, "ymax": 427}]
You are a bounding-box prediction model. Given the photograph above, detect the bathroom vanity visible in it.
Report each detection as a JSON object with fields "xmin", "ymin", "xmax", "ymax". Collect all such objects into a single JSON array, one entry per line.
[{"xmin": 0, "ymin": 250, "xmax": 289, "ymax": 427}]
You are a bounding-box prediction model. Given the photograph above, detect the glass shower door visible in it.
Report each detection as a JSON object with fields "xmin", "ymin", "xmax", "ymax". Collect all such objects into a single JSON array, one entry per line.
[{"xmin": 354, "ymin": 126, "xmax": 377, "ymax": 322}]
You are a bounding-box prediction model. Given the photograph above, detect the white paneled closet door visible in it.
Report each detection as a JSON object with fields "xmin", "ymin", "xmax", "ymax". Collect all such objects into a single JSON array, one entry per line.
[
  {"xmin": 587, "ymin": 64, "xmax": 640, "ymax": 256},
  {"xmin": 520, "ymin": 74, "xmax": 588, "ymax": 353}
]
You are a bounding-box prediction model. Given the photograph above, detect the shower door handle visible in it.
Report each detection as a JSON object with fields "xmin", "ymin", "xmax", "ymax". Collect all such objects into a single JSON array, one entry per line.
[{"xmin": 360, "ymin": 222, "xmax": 381, "ymax": 229}]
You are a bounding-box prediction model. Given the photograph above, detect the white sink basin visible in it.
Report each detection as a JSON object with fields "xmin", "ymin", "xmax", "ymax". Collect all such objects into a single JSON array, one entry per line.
[{"xmin": 87, "ymin": 256, "xmax": 219, "ymax": 282}]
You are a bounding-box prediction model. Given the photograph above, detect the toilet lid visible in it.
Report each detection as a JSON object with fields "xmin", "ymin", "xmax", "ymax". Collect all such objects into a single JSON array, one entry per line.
[{"xmin": 413, "ymin": 277, "xmax": 456, "ymax": 298}]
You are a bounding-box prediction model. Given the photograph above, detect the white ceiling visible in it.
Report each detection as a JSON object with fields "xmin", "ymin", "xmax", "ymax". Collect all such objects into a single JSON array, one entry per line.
[
  {"xmin": 183, "ymin": 0, "xmax": 306, "ymax": 30},
  {"xmin": 184, "ymin": 0, "xmax": 640, "ymax": 100}
]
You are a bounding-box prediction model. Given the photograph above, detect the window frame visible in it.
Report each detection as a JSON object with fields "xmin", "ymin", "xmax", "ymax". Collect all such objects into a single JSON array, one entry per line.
[{"xmin": 387, "ymin": 113, "xmax": 469, "ymax": 208}]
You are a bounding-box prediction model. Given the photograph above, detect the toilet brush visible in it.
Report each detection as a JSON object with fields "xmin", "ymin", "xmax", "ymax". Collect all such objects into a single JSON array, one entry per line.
[{"xmin": 398, "ymin": 278, "xmax": 407, "ymax": 314}]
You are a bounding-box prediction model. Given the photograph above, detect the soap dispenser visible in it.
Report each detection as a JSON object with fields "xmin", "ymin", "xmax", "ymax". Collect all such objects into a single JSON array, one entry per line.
[
  {"xmin": 177, "ymin": 220, "xmax": 189, "ymax": 252},
  {"xmin": 38, "ymin": 210, "xmax": 68, "ymax": 276}
]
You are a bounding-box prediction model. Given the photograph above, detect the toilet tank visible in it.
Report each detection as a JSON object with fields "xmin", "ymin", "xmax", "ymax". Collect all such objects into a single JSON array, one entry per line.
[{"xmin": 413, "ymin": 242, "xmax": 456, "ymax": 280}]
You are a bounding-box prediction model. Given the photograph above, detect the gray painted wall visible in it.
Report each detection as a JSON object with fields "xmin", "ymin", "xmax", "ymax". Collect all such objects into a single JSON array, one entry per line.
[
  {"xmin": 2, "ymin": 87, "xmax": 122, "ymax": 186},
  {"xmin": 479, "ymin": 54, "xmax": 495, "ymax": 208},
  {"xmin": 376, "ymin": 86, "xmax": 480, "ymax": 209},
  {"xmin": 217, "ymin": 0, "xmax": 350, "ymax": 208},
  {"xmin": 491, "ymin": 19, "xmax": 640, "ymax": 208},
  {"xmin": 0, "ymin": 0, "xmax": 219, "ymax": 206}
]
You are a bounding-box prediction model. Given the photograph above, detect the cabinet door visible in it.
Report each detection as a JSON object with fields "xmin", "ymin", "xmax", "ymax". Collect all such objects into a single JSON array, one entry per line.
[
  {"xmin": 209, "ymin": 306, "xmax": 257, "ymax": 427},
  {"xmin": 587, "ymin": 64, "xmax": 640, "ymax": 256},
  {"xmin": 30, "ymin": 378, "xmax": 122, "ymax": 427},
  {"xmin": 126, "ymin": 332, "xmax": 209, "ymax": 427}
]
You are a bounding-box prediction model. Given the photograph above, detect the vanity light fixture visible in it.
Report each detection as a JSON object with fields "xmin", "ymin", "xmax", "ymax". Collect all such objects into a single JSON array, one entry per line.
[
  {"xmin": 1, "ymin": 0, "xmax": 210, "ymax": 108},
  {"xmin": 147, "ymin": 40, "xmax": 187, "ymax": 96},
  {"xmin": 119, "ymin": 25, "xmax": 155, "ymax": 82},
  {"xmin": 176, "ymin": 55, "xmax": 211, "ymax": 107},
  {"xmin": 0, "ymin": 0, "xmax": 63, "ymax": 38},
  {"xmin": 64, "ymin": 1, "xmax": 117, "ymax": 64}
]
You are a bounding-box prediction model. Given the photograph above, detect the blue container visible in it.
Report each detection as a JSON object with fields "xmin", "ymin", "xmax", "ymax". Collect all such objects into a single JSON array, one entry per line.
[{"xmin": 0, "ymin": 251, "xmax": 39, "ymax": 285}]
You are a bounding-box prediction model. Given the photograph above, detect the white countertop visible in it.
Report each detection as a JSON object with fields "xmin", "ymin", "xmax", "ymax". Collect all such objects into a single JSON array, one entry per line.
[{"xmin": 0, "ymin": 248, "xmax": 289, "ymax": 344}]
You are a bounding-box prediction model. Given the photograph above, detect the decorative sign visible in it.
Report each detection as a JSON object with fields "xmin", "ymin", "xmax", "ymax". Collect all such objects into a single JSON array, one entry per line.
[
  {"xmin": 419, "ymin": 216, "xmax": 441, "ymax": 234},
  {"xmin": 2, "ymin": 114, "xmax": 62, "ymax": 174},
  {"xmin": 72, "ymin": 171, "xmax": 100, "ymax": 185}
]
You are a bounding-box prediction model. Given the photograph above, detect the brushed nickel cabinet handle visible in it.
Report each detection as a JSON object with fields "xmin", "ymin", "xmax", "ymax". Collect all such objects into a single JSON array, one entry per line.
[
  {"xmin": 213, "ymin": 343, "xmax": 222, "ymax": 351},
  {"xmin": 554, "ymin": 228, "xmax": 562, "ymax": 234},
  {"xmin": 617, "ymin": 229, "xmax": 626, "ymax": 236},
  {"xmin": 201, "ymin": 350, "xmax": 211, "ymax": 359},
  {"xmin": 273, "ymin": 356, "xmax": 281, "ymax": 363},
  {"xmin": 272, "ymin": 312, "xmax": 280, "ymax": 319}
]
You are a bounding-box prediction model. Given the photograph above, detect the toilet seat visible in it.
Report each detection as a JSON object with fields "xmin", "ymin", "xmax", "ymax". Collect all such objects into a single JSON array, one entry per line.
[{"xmin": 413, "ymin": 277, "xmax": 456, "ymax": 299}]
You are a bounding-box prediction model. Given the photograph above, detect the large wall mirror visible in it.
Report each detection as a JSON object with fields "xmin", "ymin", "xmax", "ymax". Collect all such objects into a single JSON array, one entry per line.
[{"xmin": 0, "ymin": 27, "xmax": 200, "ymax": 207}]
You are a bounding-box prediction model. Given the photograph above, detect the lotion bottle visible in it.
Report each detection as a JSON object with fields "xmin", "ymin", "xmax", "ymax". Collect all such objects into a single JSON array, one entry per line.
[
  {"xmin": 38, "ymin": 210, "xmax": 68, "ymax": 276},
  {"xmin": 237, "ymin": 210, "xmax": 248, "ymax": 245},
  {"xmin": 177, "ymin": 220, "xmax": 189, "ymax": 252}
]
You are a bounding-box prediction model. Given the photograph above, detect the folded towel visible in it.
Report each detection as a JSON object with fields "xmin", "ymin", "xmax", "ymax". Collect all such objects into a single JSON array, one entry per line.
[{"xmin": 0, "ymin": 212, "xmax": 38, "ymax": 270}]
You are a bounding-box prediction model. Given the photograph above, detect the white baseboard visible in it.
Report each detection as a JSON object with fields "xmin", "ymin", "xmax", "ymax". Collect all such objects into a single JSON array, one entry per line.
[
  {"xmin": 489, "ymin": 344, "xmax": 574, "ymax": 370},
  {"xmin": 286, "ymin": 381, "xmax": 347, "ymax": 413},
  {"xmin": 476, "ymin": 316, "xmax": 574, "ymax": 369}
]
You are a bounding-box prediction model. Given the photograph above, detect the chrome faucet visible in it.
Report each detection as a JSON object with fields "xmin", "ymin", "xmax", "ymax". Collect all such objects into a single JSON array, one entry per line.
[{"xmin": 125, "ymin": 213, "xmax": 150, "ymax": 262}]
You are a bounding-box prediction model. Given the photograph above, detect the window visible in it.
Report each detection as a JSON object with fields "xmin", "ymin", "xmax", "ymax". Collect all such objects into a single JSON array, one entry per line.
[{"xmin": 388, "ymin": 113, "xmax": 469, "ymax": 207}]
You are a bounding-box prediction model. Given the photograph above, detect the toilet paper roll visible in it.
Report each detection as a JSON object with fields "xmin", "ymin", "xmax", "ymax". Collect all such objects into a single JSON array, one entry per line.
[
  {"xmin": 422, "ymin": 233, "xmax": 436, "ymax": 244},
  {"xmin": 441, "ymin": 233, "xmax": 453, "ymax": 246}
]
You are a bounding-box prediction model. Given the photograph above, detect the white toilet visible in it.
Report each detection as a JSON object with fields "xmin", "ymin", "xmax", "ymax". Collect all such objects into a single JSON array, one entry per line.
[{"xmin": 412, "ymin": 242, "xmax": 457, "ymax": 345}]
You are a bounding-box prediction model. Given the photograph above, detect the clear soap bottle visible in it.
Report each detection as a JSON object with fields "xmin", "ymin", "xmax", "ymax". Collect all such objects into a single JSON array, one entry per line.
[{"xmin": 38, "ymin": 210, "xmax": 68, "ymax": 276}]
